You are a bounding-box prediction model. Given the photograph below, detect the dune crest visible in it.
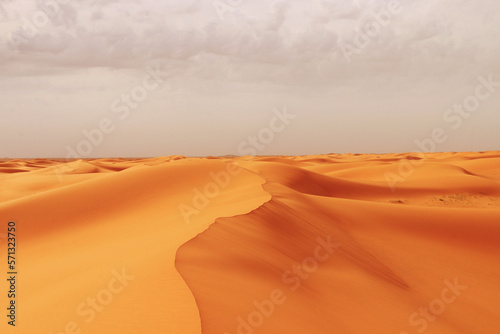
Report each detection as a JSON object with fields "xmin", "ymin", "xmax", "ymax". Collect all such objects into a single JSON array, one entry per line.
[
  {"xmin": 1, "ymin": 152, "xmax": 499, "ymax": 334},
  {"xmin": 0, "ymin": 158, "xmax": 269, "ymax": 334},
  {"xmin": 176, "ymin": 152, "xmax": 500, "ymax": 334}
]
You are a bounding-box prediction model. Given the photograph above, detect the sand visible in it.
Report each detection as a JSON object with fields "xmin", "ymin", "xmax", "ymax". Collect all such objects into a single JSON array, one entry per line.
[{"xmin": 1, "ymin": 152, "xmax": 499, "ymax": 333}]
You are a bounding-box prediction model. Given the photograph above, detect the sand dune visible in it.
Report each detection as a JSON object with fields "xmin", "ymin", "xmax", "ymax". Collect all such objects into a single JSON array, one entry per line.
[
  {"xmin": 1, "ymin": 152, "xmax": 499, "ymax": 333},
  {"xmin": 0, "ymin": 158, "xmax": 269, "ymax": 334}
]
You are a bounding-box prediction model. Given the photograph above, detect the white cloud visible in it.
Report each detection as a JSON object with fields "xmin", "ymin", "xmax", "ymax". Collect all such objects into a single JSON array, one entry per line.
[{"xmin": 1, "ymin": 0, "xmax": 499, "ymax": 156}]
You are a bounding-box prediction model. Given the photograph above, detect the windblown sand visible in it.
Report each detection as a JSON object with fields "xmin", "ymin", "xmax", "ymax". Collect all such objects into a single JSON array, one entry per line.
[{"xmin": 1, "ymin": 152, "xmax": 499, "ymax": 334}]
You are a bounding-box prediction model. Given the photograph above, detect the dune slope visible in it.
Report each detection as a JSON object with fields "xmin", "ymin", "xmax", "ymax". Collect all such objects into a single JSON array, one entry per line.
[
  {"xmin": 0, "ymin": 157, "xmax": 270, "ymax": 334},
  {"xmin": 176, "ymin": 152, "xmax": 500, "ymax": 334},
  {"xmin": 1, "ymin": 152, "xmax": 499, "ymax": 334}
]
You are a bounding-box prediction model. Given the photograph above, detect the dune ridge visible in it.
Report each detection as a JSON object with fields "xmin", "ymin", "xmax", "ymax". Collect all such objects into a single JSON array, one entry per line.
[
  {"xmin": 176, "ymin": 152, "xmax": 500, "ymax": 334},
  {"xmin": 0, "ymin": 152, "xmax": 499, "ymax": 334},
  {"xmin": 0, "ymin": 158, "xmax": 269, "ymax": 334}
]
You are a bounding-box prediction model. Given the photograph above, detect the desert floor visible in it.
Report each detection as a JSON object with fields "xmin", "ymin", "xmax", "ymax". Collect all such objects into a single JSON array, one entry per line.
[{"xmin": 1, "ymin": 152, "xmax": 499, "ymax": 334}]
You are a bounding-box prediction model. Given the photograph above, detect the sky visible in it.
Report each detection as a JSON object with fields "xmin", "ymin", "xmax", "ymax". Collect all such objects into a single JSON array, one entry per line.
[{"xmin": 0, "ymin": 0, "xmax": 499, "ymax": 158}]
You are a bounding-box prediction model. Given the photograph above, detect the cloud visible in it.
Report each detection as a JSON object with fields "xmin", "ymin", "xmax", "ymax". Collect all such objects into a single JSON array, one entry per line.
[{"xmin": 0, "ymin": 0, "xmax": 498, "ymax": 91}]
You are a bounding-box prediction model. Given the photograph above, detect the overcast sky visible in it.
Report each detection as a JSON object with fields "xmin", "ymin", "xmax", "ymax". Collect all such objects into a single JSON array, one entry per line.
[{"xmin": 0, "ymin": 0, "xmax": 499, "ymax": 158}]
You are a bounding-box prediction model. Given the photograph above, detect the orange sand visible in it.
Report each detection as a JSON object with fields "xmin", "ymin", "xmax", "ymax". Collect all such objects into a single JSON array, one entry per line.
[{"xmin": 1, "ymin": 152, "xmax": 499, "ymax": 334}]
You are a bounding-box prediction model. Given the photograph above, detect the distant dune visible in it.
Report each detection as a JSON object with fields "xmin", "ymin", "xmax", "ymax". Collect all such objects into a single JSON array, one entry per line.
[{"xmin": 1, "ymin": 152, "xmax": 499, "ymax": 333}]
